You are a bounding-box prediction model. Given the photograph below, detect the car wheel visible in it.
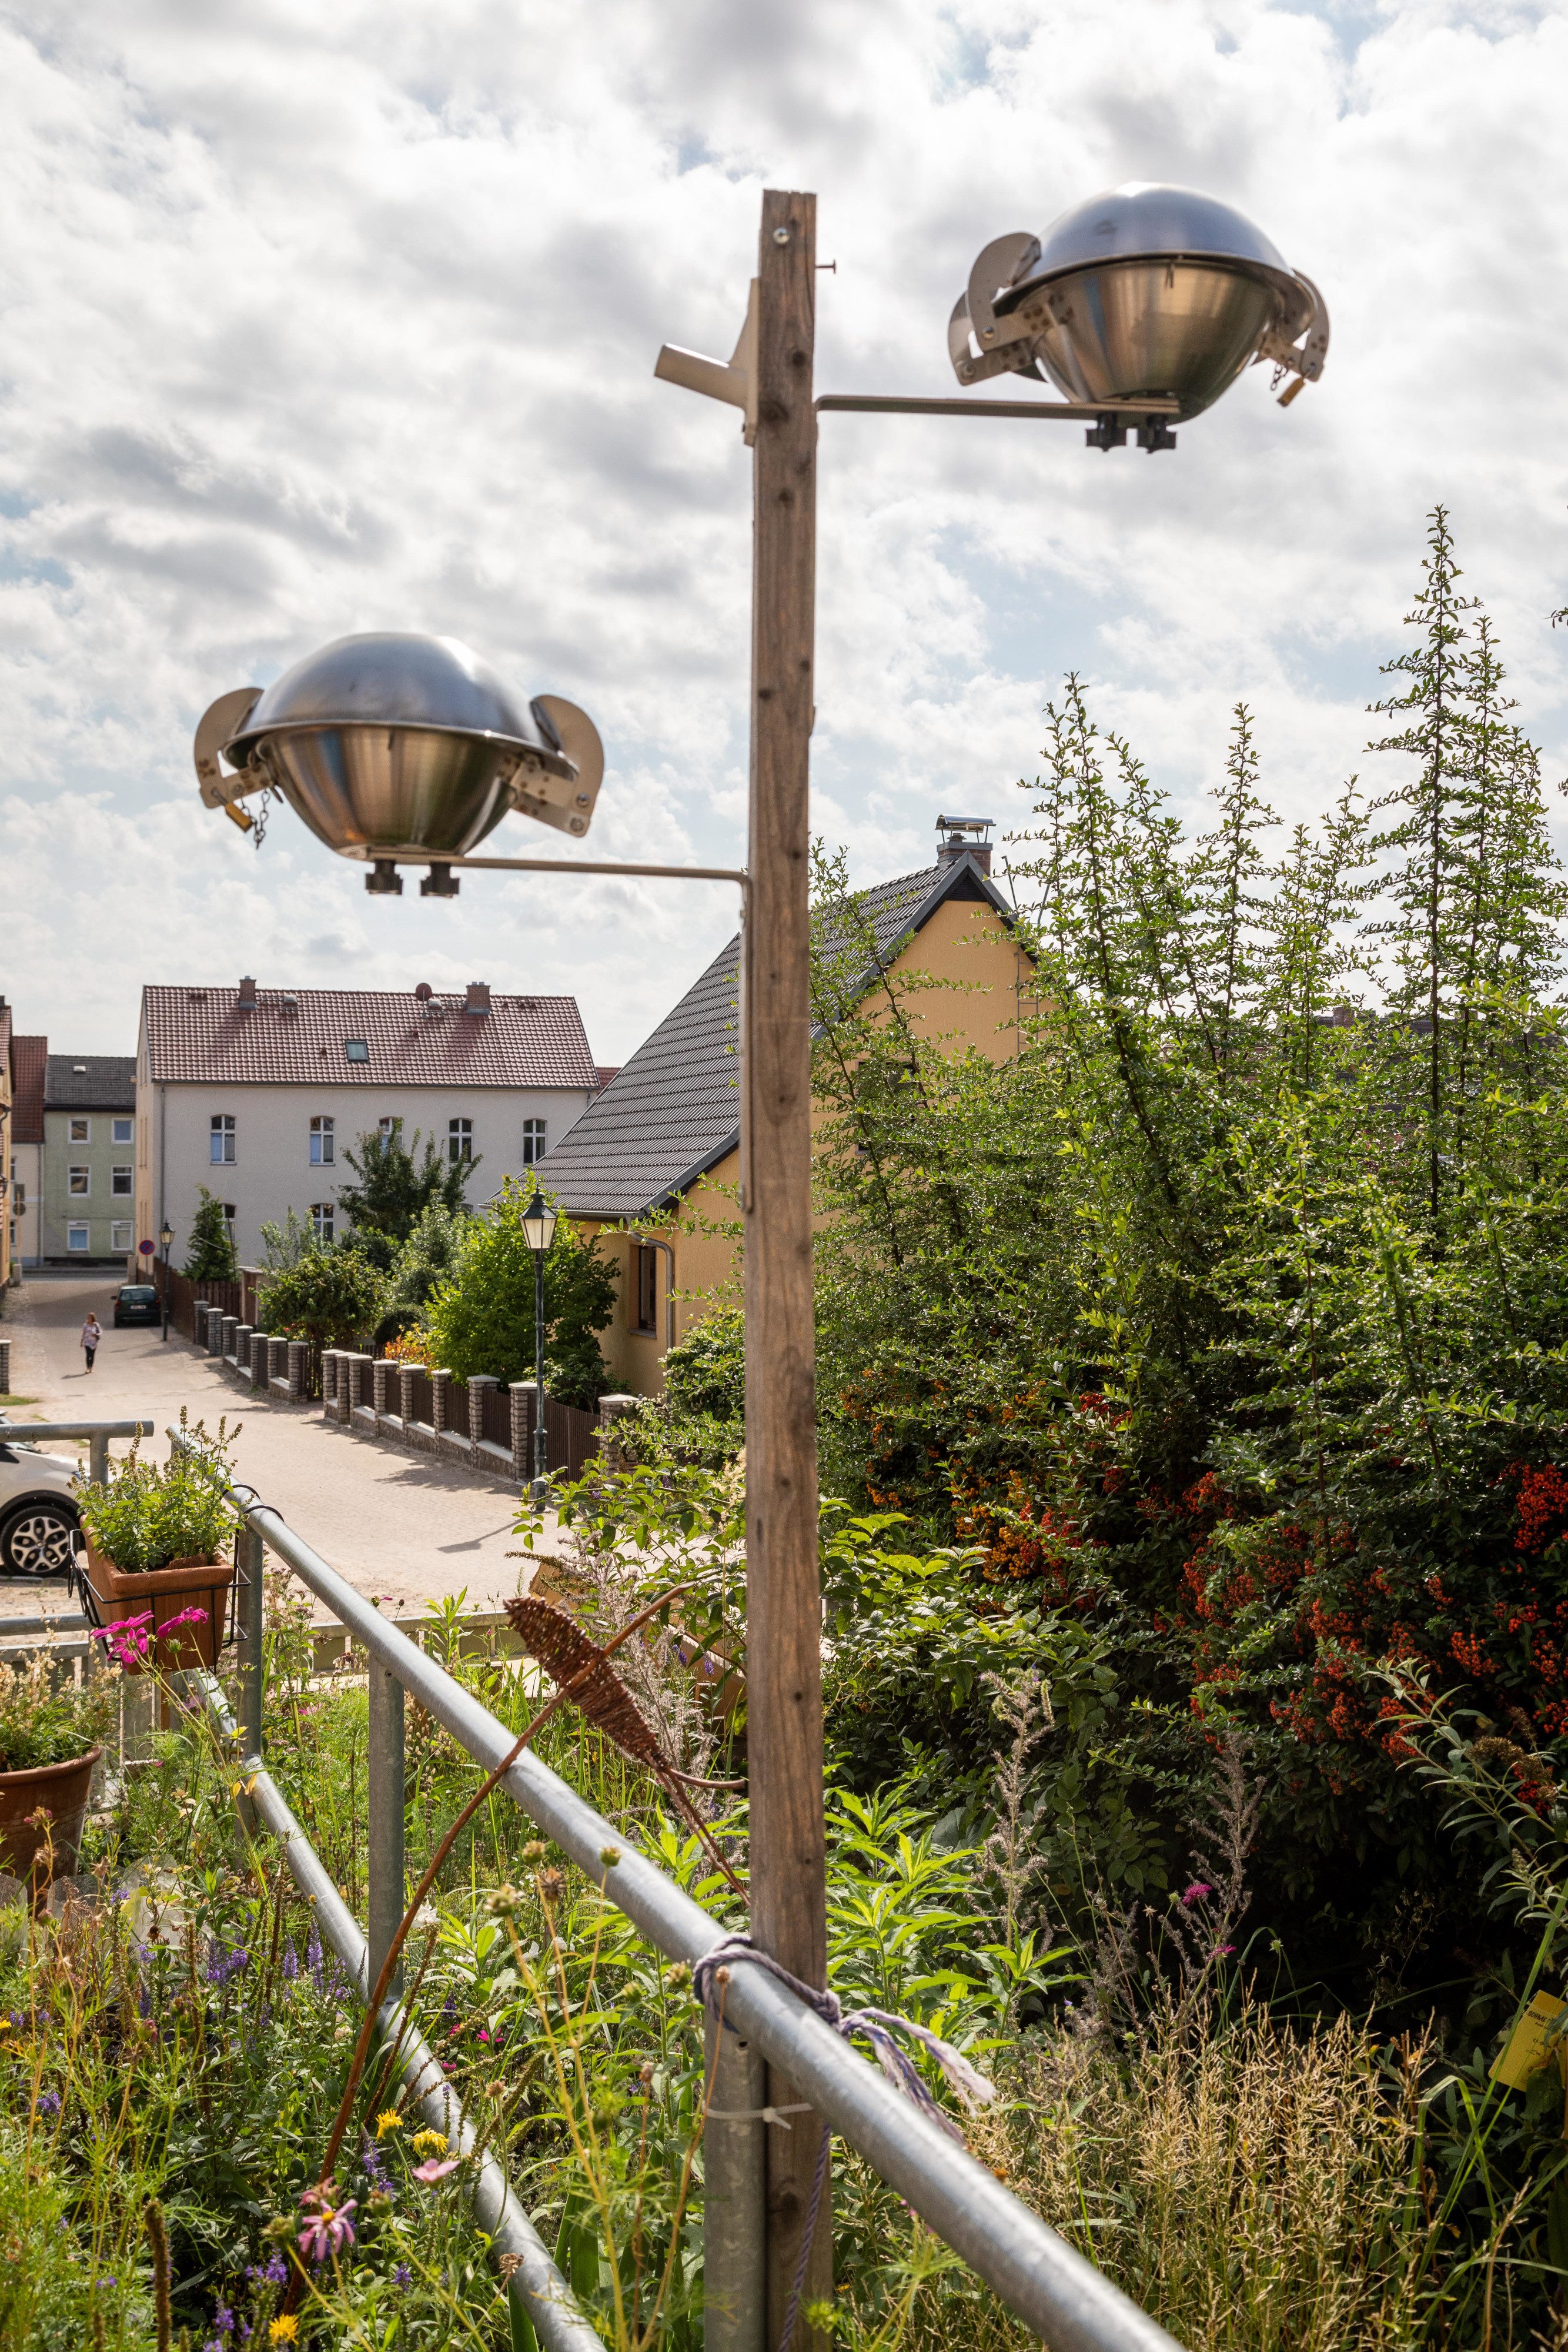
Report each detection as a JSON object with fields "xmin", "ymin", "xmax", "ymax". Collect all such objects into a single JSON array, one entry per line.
[{"xmin": 0, "ymin": 1501, "xmax": 79, "ymax": 1578}]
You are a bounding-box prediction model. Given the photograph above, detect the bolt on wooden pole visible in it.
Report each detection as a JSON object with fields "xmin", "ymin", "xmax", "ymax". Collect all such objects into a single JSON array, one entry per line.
[{"xmin": 741, "ymin": 186, "xmax": 831, "ymax": 2347}]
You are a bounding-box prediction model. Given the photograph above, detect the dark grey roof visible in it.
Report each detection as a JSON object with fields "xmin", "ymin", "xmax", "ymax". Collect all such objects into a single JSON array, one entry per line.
[
  {"xmin": 541, "ymin": 853, "xmax": 1012, "ymax": 1220},
  {"xmin": 44, "ymin": 1054, "xmax": 136, "ymax": 1110}
]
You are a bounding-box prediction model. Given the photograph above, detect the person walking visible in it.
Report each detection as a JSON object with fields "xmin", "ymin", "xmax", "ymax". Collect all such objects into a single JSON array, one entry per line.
[{"xmin": 81, "ymin": 1312, "xmax": 102, "ymax": 1375}]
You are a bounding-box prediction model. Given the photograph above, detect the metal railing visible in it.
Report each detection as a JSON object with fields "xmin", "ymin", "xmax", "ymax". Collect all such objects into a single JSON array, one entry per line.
[{"xmin": 31, "ymin": 1415, "xmax": 1183, "ymax": 2352}]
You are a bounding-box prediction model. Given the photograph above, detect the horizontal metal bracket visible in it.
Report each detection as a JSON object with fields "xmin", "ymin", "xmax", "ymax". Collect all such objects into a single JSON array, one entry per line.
[
  {"xmin": 815, "ymin": 393, "xmax": 1181, "ymax": 423},
  {"xmin": 353, "ymin": 850, "xmax": 748, "ymax": 888}
]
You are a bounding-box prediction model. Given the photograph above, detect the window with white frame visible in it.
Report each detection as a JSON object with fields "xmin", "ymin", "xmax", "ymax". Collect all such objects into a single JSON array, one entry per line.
[
  {"xmin": 448, "ymin": 1118, "xmax": 473, "ymax": 1164},
  {"xmin": 67, "ymin": 1223, "xmax": 89, "ymax": 1252},
  {"xmin": 111, "ymin": 1117, "xmax": 132, "ymax": 1145},
  {"xmin": 68, "ymin": 1166, "xmax": 89, "ymax": 1197},
  {"xmin": 521, "ymin": 1118, "xmax": 547, "ymax": 1165},
  {"xmin": 309, "ymin": 1115, "xmax": 335, "ymax": 1167},
  {"xmin": 310, "ymin": 1202, "xmax": 335, "ymax": 1245},
  {"xmin": 69, "ymin": 1117, "xmax": 89, "ymax": 1144},
  {"xmin": 111, "ymin": 1221, "xmax": 133, "ymax": 1251},
  {"xmin": 111, "ymin": 1165, "xmax": 132, "ymax": 1196},
  {"xmin": 378, "ymin": 1115, "xmax": 400, "ymax": 1137},
  {"xmin": 210, "ymin": 1114, "xmax": 236, "ymax": 1165}
]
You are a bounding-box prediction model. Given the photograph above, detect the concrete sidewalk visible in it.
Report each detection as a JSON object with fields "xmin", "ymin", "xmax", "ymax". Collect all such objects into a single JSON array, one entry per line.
[{"xmin": 2, "ymin": 1277, "xmax": 555, "ymax": 1616}]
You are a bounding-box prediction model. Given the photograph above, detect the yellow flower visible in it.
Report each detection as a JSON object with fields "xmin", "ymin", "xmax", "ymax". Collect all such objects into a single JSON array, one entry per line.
[
  {"xmin": 375, "ymin": 2109, "xmax": 403, "ymax": 2139},
  {"xmin": 269, "ymin": 2321, "xmax": 300, "ymax": 2345},
  {"xmin": 411, "ymin": 2130, "xmax": 448, "ymax": 2157}
]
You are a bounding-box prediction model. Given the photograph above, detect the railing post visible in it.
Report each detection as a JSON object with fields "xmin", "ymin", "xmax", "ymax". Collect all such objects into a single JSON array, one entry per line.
[
  {"xmin": 88, "ymin": 1430, "xmax": 109, "ymax": 1487},
  {"xmin": 238, "ymin": 1524, "xmax": 265, "ymax": 1759},
  {"xmin": 367, "ymin": 1651, "xmax": 406, "ymax": 1995},
  {"xmin": 704, "ymin": 2004, "xmax": 769, "ymax": 2352}
]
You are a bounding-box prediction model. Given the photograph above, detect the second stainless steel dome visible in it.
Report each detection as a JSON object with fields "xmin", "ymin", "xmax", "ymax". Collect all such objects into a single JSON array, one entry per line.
[
  {"xmin": 950, "ymin": 182, "xmax": 1328, "ymax": 422},
  {"xmin": 193, "ymin": 632, "xmax": 604, "ymax": 858}
]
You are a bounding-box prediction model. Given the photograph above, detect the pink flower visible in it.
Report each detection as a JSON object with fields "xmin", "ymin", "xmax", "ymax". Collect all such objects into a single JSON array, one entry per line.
[
  {"xmin": 1213, "ymin": 1943, "xmax": 1236, "ymax": 1956},
  {"xmin": 297, "ymin": 2189, "xmax": 356, "ymax": 2263},
  {"xmin": 412, "ymin": 2159, "xmax": 459, "ymax": 2186},
  {"xmin": 93, "ymin": 1612, "xmax": 155, "ymax": 1667},
  {"xmin": 1180, "ymin": 1881, "xmax": 1215, "ymax": 1907},
  {"xmin": 158, "ymin": 1606, "xmax": 209, "ymax": 1636},
  {"xmin": 477, "ymin": 2030, "xmax": 491, "ymax": 2044}
]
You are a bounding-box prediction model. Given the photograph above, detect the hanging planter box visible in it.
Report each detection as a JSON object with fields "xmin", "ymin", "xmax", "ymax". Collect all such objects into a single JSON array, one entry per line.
[
  {"xmin": 80, "ymin": 1542, "xmax": 231, "ymax": 1674},
  {"xmin": 0, "ymin": 1744, "xmax": 103, "ymax": 1902}
]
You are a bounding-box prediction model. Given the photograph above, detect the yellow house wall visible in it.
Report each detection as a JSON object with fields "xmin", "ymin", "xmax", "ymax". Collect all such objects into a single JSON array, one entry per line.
[{"xmin": 577, "ymin": 897, "xmax": 1035, "ymax": 1397}]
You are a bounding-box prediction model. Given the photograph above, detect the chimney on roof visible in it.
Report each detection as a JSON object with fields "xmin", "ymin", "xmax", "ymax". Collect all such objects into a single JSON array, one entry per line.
[
  {"xmin": 935, "ymin": 814, "xmax": 994, "ymax": 875},
  {"xmin": 464, "ymin": 981, "xmax": 492, "ymax": 1016},
  {"xmin": 238, "ymin": 975, "xmax": 259, "ymax": 1009}
]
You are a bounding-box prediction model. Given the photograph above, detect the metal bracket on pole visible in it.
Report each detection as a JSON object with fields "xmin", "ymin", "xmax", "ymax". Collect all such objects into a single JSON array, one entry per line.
[{"xmin": 655, "ymin": 279, "xmax": 760, "ymax": 443}]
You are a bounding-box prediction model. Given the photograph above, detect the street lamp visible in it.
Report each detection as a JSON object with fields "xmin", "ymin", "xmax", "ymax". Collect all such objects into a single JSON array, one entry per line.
[
  {"xmin": 159, "ymin": 1220, "xmax": 174, "ymax": 1342},
  {"xmin": 519, "ymin": 1188, "xmax": 557, "ymax": 1503},
  {"xmin": 653, "ymin": 176, "xmax": 1328, "ymax": 2338}
]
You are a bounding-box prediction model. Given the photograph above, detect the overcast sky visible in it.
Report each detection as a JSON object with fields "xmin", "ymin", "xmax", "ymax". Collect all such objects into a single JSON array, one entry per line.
[{"xmin": 2, "ymin": 0, "xmax": 1566, "ymax": 1064}]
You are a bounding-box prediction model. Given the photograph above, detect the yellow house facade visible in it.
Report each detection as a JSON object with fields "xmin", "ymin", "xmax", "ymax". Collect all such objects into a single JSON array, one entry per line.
[{"xmin": 540, "ymin": 822, "xmax": 1037, "ymax": 1395}]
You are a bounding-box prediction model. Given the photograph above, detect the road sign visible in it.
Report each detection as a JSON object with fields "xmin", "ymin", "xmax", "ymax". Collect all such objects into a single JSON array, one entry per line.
[{"xmin": 138, "ymin": 1238, "xmax": 155, "ymax": 1257}]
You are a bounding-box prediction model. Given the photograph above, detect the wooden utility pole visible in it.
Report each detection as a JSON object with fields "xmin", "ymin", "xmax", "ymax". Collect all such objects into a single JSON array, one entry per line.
[{"xmin": 742, "ymin": 187, "xmax": 830, "ymax": 2344}]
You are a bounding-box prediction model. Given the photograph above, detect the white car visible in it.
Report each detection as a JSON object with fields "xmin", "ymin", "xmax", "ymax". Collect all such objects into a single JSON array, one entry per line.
[{"xmin": 0, "ymin": 1438, "xmax": 81, "ymax": 1578}]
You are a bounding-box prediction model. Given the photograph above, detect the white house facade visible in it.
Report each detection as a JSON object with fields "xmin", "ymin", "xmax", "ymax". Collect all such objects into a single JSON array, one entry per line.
[{"xmin": 133, "ymin": 977, "xmax": 600, "ymax": 1272}]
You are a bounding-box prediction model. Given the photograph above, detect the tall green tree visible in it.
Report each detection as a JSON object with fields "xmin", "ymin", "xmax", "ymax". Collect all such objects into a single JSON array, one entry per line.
[
  {"xmin": 181, "ymin": 1187, "xmax": 239, "ymax": 1282},
  {"xmin": 336, "ymin": 1124, "xmax": 474, "ymax": 1270},
  {"xmin": 422, "ymin": 1179, "xmax": 616, "ymax": 1405}
]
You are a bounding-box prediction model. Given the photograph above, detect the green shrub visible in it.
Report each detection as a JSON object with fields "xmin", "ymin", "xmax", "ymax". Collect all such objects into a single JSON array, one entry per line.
[
  {"xmin": 256, "ymin": 1244, "xmax": 387, "ymax": 1352},
  {"xmin": 0, "ymin": 1653, "xmax": 114, "ymax": 1772},
  {"xmin": 422, "ymin": 1178, "xmax": 614, "ymax": 1395}
]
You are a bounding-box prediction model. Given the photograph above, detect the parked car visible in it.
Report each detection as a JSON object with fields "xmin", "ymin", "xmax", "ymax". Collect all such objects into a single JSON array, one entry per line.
[
  {"xmin": 0, "ymin": 1440, "xmax": 81, "ymax": 1577},
  {"xmin": 113, "ymin": 1284, "xmax": 161, "ymax": 1328}
]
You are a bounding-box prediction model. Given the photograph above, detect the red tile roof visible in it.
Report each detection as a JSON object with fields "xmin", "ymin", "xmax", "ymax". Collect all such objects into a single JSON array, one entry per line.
[
  {"xmin": 141, "ymin": 985, "xmax": 596, "ymax": 1090},
  {"xmin": 12, "ymin": 1035, "xmax": 48, "ymax": 1140}
]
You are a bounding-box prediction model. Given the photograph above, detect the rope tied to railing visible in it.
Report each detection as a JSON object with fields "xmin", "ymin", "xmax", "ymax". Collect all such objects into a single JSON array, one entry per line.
[{"xmin": 694, "ymin": 1933, "xmax": 997, "ymax": 2352}]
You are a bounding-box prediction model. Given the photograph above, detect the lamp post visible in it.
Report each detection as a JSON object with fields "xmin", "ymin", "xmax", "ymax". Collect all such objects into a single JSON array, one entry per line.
[
  {"xmin": 159, "ymin": 1220, "xmax": 174, "ymax": 1342},
  {"xmin": 192, "ymin": 178, "xmax": 1326, "ymax": 2352},
  {"xmin": 654, "ymin": 178, "xmax": 1328, "ymax": 2346},
  {"xmin": 519, "ymin": 1188, "xmax": 557, "ymax": 1503}
]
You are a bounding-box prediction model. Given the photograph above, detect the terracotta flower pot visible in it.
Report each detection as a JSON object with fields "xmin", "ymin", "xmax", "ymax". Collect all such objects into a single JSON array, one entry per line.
[
  {"xmin": 81, "ymin": 1540, "xmax": 231, "ymax": 1674},
  {"xmin": 0, "ymin": 1744, "xmax": 102, "ymax": 1903}
]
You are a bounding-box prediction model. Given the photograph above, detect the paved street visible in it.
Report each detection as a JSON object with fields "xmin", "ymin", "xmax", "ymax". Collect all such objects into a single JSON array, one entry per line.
[{"xmin": 1, "ymin": 1275, "xmax": 552, "ymax": 1617}]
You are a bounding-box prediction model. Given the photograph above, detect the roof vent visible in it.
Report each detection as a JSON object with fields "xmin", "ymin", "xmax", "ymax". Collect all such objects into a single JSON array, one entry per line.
[
  {"xmin": 72, "ymin": 1063, "xmax": 86, "ymax": 1073},
  {"xmin": 188, "ymin": 989, "xmax": 208, "ymax": 1003},
  {"xmin": 935, "ymin": 814, "xmax": 994, "ymax": 875},
  {"xmin": 238, "ymin": 975, "xmax": 259, "ymax": 1009},
  {"xmin": 464, "ymin": 981, "xmax": 492, "ymax": 1015},
  {"xmin": 414, "ymin": 982, "xmax": 433, "ymax": 1003}
]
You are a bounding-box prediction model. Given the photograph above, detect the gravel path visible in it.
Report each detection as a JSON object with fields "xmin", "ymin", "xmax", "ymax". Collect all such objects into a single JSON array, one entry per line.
[{"xmin": 1, "ymin": 1276, "xmax": 553, "ymax": 1617}]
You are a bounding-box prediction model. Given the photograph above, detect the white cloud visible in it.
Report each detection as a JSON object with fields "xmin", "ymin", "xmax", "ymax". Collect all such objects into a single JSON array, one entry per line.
[{"xmin": 1, "ymin": 0, "xmax": 1566, "ymax": 1059}]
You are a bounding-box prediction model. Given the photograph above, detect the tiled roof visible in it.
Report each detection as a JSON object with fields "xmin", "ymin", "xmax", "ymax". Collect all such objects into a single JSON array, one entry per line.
[
  {"xmin": 45, "ymin": 1054, "xmax": 136, "ymax": 1111},
  {"xmin": 141, "ymin": 986, "xmax": 597, "ymax": 1090},
  {"xmin": 11, "ymin": 1037, "xmax": 48, "ymax": 1141},
  {"xmin": 541, "ymin": 853, "xmax": 1011, "ymax": 1220}
]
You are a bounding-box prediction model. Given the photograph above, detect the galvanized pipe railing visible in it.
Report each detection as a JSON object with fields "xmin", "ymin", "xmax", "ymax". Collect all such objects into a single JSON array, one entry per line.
[
  {"xmin": 0, "ymin": 1417, "xmax": 153, "ymax": 1487},
  {"xmin": 202, "ymin": 1457, "xmax": 1183, "ymax": 2352}
]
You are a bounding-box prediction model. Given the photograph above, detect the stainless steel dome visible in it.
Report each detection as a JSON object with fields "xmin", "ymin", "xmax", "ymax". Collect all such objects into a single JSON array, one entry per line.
[
  {"xmin": 951, "ymin": 183, "xmax": 1326, "ymax": 423},
  {"xmin": 196, "ymin": 632, "xmax": 603, "ymax": 857}
]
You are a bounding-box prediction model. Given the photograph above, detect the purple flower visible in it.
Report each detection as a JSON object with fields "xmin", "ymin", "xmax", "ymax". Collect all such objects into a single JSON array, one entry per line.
[
  {"xmin": 1214, "ymin": 1942, "xmax": 1236, "ymax": 1956},
  {"xmin": 282, "ymin": 1941, "xmax": 299, "ymax": 1983},
  {"xmin": 33, "ymin": 2089, "xmax": 62, "ymax": 2117},
  {"xmin": 266, "ymin": 2253, "xmax": 287, "ymax": 2286},
  {"xmin": 1180, "ymin": 1881, "xmax": 1215, "ymax": 1907},
  {"xmin": 307, "ymin": 1929, "xmax": 325, "ymax": 1992},
  {"xmin": 393, "ymin": 2263, "xmax": 412, "ymax": 2286},
  {"xmin": 96, "ymin": 2276, "xmax": 117, "ymax": 2292},
  {"xmin": 297, "ymin": 2189, "xmax": 357, "ymax": 2264},
  {"xmin": 204, "ymin": 1942, "xmax": 249, "ymax": 1987},
  {"xmin": 214, "ymin": 2304, "xmax": 234, "ymax": 2336}
]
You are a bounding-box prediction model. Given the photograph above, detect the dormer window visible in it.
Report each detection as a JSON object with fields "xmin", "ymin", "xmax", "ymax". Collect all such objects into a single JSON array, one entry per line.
[{"xmin": 345, "ymin": 1039, "xmax": 369, "ymax": 1063}]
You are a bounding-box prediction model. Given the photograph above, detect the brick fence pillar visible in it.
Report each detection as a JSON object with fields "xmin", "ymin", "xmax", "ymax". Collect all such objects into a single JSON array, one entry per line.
[
  {"xmin": 372, "ymin": 1358, "xmax": 392, "ymax": 1424},
  {"xmin": 0, "ymin": 1337, "xmax": 10, "ymax": 1396},
  {"xmin": 320, "ymin": 1350, "xmax": 340, "ymax": 1414},
  {"xmin": 430, "ymin": 1369, "xmax": 450, "ymax": 1438},
  {"xmin": 286, "ymin": 1341, "xmax": 307, "ymax": 1399},
  {"xmin": 467, "ymin": 1374, "xmax": 496, "ymax": 1454},
  {"xmin": 346, "ymin": 1353, "xmax": 372, "ymax": 1418},
  {"xmin": 597, "ymin": 1393, "xmax": 641, "ymax": 1472},
  {"xmin": 206, "ymin": 1308, "xmax": 224, "ymax": 1355},
  {"xmin": 268, "ymin": 1336, "xmax": 289, "ymax": 1390},
  {"xmin": 397, "ymin": 1364, "xmax": 417, "ymax": 1428},
  {"xmin": 248, "ymin": 1331, "xmax": 268, "ymax": 1388},
  {"xmin": 235, "ymin": 1324, "xmax": 252, "ymax": 1375}
]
